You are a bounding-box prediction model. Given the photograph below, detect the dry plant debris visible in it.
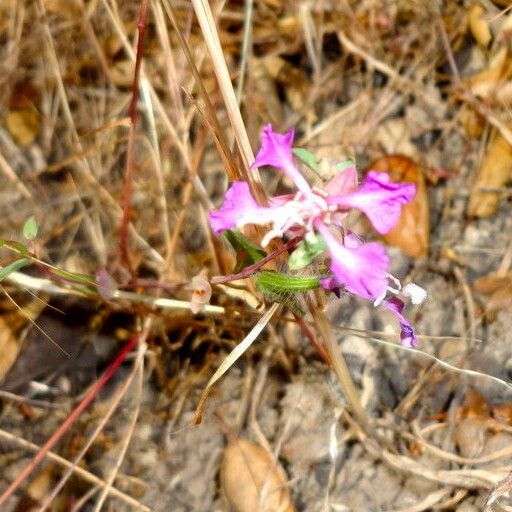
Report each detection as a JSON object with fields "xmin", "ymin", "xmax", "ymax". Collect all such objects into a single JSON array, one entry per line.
[
  {"xmin": 220, "ymin": 437, "xmax": 294, "ymax": 512},
  {"xmin": 0, "ymin": 0, "xmax": 512, "ymax": 511}
]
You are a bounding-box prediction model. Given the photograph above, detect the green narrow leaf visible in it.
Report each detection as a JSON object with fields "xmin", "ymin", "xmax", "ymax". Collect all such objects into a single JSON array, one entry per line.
[
  {"xmin": 22, "ymin": 216, "xmax": 38, "ymax": 240},
  {"xmin": 223, "ymin": 229, "xmax": 266, "ymax": 271},
  {"xmin": 0, "ymin": 258, "xmax": 32, "ymax": 281},
  {"xmin": 49, "ymin": 267, "xmax": 96, "ymax": 284},
  {"xmin": 288, "ymin": 234, "xmax": 326, "ymax": 270},
  {"xmin": 293, "ymin": 147, "xmax": 319, "ymax": 172},
  {"xmin": 0, "ymin": 239, "xmax": 29, "ymax": 255}
]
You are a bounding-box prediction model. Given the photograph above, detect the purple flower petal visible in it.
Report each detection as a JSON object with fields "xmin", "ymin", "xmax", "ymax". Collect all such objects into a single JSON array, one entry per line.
[
  {"xmin": 382, "ymin": 297, "xmax": 418, "ymax": 348},
  {"xmin": 209, "ymin": 181, "xmax": 262, "ymax": 234},
  {"xmin": 316, "ymin": 221, "xmax": 389, "ymax": 300},
  {"xmin": 327, "ymin": 171, "xmax": 416, "ymax": 234},
  {"xmin": 252, "ymin": 124, "xmax": 312, "ymax": 195}
]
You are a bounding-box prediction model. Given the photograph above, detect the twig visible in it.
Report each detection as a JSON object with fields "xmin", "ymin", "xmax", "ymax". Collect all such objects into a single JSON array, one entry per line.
[
  {"xmin": 36, "ymin": 342, "xmax": 147, "ymax": 512},
  {"xmin": 119, "ymin": 0, "xmax": 150, "ymax": 274},
  {"xmin": 4, "ymin": 270, "xmax": 226, "ymax": 315},
  {"xmin": 0, "ymin": 336, "xmax": 138, "ymax": 507},
  {"xmin": 0, "ymin": 429, "xmax": 149, "ymax": 511},
  {"xmin": 92, "ymin": 329, "xmax": 145, "ymax": 511}
]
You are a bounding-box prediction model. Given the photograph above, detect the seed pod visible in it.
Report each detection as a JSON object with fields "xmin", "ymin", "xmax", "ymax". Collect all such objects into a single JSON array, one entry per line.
[{"xmin": 190, "ymin": 269, "xmax": 212, "ymax": 314}]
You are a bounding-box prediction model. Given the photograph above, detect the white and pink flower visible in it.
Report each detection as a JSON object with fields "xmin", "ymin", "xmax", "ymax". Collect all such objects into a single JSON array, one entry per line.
[{"xmin": 209, "ymin": 124, "xmax": 425, "ymax": 347}]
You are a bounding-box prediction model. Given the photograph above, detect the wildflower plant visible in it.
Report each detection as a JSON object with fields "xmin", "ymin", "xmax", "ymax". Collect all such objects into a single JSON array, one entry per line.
[{"xmin": 209, "ymin": 125, "xmax": 426, "ymax": 347}]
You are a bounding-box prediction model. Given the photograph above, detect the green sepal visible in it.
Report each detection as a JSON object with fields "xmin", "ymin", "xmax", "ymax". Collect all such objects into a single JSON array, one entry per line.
[
  {"xmin": 288, "ymin": 234, "xmax": 326, "ymax": 270},
  {"xmin": 335, "ymin": 157, "xmax": 356, "ymax": 172},
  {"xmin": 0, "ymin": 258, "xmax": 32, "ymax": 281},
  {"xmin": 223, "ymin": 229, "xmax": 266, "ymax": 272},
  {"xmin": 293, "ymin": 148, "xmax": 318, "ymax": 172}
]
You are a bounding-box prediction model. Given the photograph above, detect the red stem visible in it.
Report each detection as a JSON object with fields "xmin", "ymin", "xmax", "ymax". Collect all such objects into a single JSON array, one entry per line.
[
  {"xmin": 0, "ymin": 336, "xmax": 138, "ymax": 507},
  {"xmin": 119, "ymin": 0, "xmax": 150, "ymax": 275},
  {"xmin": 210, "ymin": 236, "xmax": 302, "ymax": 285}
]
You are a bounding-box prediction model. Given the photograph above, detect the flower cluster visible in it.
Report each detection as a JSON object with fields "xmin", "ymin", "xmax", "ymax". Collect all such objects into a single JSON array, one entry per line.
[{"xmin": 209, "ymin": 125, "xmax": 425, "ymax": 347}]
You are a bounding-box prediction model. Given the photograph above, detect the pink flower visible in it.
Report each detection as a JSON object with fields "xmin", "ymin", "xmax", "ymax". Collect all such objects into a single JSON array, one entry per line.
[
  {"xmin": 327, "ymin": 171, "xmax": 416, "ymax": 234},
  {"xmin": 382, "ymin": 297, "xmax": 418, "ymax": 348},
  {"xmin": 209, "ymin": 124, "xmax": 423, "ymax": 342},
  {"xmin": 209, "ymin": 181, "xmax": 262, "ymax": 234},
  {"xmin": 252, "ymin": 124, "xmax": 313, "ymax": 196},
  {"xmin": 315, "ymin": 221, "xmax": 389, "ymax": 300}
]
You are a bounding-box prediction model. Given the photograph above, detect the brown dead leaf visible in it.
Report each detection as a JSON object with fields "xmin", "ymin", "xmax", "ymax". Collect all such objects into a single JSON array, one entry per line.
[
  {"xmin": 474, "ymin": 272, "xmax": 512, "ymax": 315},
  {"xmin": 493, "ymin": 403, "xmax": 512, "ymax": 426},
  {"xmin": 468, "ymin": 5, "xmax": 492, "ymax": 47},
  {"xmin": 5, "ymin": 108, "xmax": 41, "ymax": 146},
  {"xmin": 458, "ymin": 388, "xmax": 492, "ymax": 420},
  {"xmin": 468, "ymin": 129, "xmax": 512, "ymax": 218},
  {"xmin": 369, "ymin": 155, "xmax": 429, "ymax": 257},
  {"xmin": 0, "ymin": 317, "xmax": 20, "ymax": 383},
  {"xmin": 221, "ymin": 438, "xmax": 295, "ymax": 512},
  {"xmin": 474, "ymin": 273, "xmax": 512, "ymax": 294}
]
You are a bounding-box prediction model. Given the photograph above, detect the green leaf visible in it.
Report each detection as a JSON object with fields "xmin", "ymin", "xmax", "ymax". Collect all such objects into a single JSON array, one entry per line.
[
  {"xmin": 0, "ymin": 239, "xmax": 29, "ymax": 255},
  {"xmin": 288, "ymin": 234, "xmax": 326, "ymax": 270},
  {"xmin": 293, "ymin": 148, "xmax": 318, "ymax": 172},
  {"xmin": 22, "ymin": 216, "xmax": 38, "ymax": 240},
  {"xmin": 49, "ymin": 267, "xmax": 96, "ymax": 284},
  {"xmin": 0, "ymin": 258, "xmax": 32, "ymax": 281},
  {"xmin": 223, "ymin": 229, "xmax": 266, "ymax": 271}
]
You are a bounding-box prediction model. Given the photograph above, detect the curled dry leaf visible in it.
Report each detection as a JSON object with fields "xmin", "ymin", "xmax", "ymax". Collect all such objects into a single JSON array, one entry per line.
[
  {"xmin": 468, "ymin": 129, "xmax": 512, "ymax": 218},
  {"xmin": 468, "ymin": 4, "xmax": 492, "ymax": 47},
  {"xmin": 221, "ymin": 438, "xmax": 295, "ymax": 512},
  {"xmin": 369, "ymin": 155, "xmax": 429, "ymax": 258}
]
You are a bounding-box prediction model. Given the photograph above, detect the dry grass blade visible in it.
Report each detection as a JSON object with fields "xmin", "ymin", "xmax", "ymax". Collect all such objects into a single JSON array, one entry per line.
[
  {"xmin": 485, "ymin": 470, "xmax": 512, "ymax": 511},
  {"xmin": 0, "ymin": 336, "xmax": 138, "ymax": 507},
  {"xmin": 0, "ymin": 429, "xmax": 149, "ymax": 511},
  {"xmin": 190, "ymin": 0, "xmax": 257, "ymax": 176},
  {"xmin": 36, "ymin": 342, "xmax": 147, "ymax": 511},
  {"xmin": 192, "ymin": 303, "xmax": 279, "ymax": 424}
]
